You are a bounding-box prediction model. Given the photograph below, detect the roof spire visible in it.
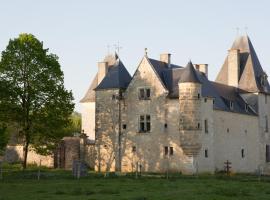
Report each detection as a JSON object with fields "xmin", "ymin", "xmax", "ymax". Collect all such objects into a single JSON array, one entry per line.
[
  {"xmin": 114, "ymin": 41, "xmax": 122, "ymax": 55},
  {"xmin": 144, "ymin": 48, "xmax": 148, "ymax": 56}
]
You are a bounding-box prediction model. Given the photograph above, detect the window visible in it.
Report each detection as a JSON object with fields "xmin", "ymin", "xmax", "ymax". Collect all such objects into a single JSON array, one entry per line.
[
  {"xmin": 132, "ymin": 146, "xmax": 136, "ymax": 153},
  {"xmin": 241, "ymin": 148, "xmax": 245, "ymax": 158},
  {"xmin": 164, "ymin": 146, "xmax": 168, "ymax": 156},
  {"xmin": 204, "ymin": 119, "xmax": 208, "ymax": 133},
  {"xmin": 122, "ymin": 124, "xmax": 127, "ymax": 130},
  {"xmin": 229, "ymin": 101, "xmax": 234, "ymax": 110},
  {"xmin": 170, "ymin": 147, "xmax": 174, "ymax": 156},
  {"xmin": 198, "ymin": 93, "xmax": 200, "ymax": 99},
  {"xmin": 197, "ymin": 123, "xmax": 200, "ymax": 129},
  {"xmin": 266, "ymin": 145, "xmax": 270, "ymax": 162},
  {"xmin": 164, "ymin": 123, "xmax": 168, "ymax": 128},
  {"xmin": 205, "ymin": 149, "xmax": 208, "ymax": 158},
  {"xmin": 265, "ymin": 116, "xmax": 268, "ymax": 133},
  {"xmin": 139, "ymin": 88, "xmax": 151, "ymax": 100},
  {"xmin": 227, "ymin": 128, "xmax": 230, "ymax": 133},
  {"xmin": 245, "ymin": 103, "xmax": 248, "ymax": 112},
  {"xmin": 139, "ymin": 115, "xmax": 151, "ymax": 132},
  {"xmin": 204, "ymin": 98, "xmax": 207, "ymax": 103}
]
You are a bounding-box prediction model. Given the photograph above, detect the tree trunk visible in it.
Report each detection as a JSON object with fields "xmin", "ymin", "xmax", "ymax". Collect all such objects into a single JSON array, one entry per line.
[{"xmin": 23, "ymin": 141, "xmax": 29, "ymax": 169}]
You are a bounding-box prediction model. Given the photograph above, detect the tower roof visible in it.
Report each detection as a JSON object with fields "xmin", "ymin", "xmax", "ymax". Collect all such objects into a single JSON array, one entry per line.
[
  {"xmin": 95, "ymin": 57, "xmax": 131, "ymax": 90},
  {"xmin": 216, "ymin": 35, "xmax": 270, "ymax": 93},
  {"xmin": 180, "ymin": 61, "xmax": 201, "ymax": 83}
]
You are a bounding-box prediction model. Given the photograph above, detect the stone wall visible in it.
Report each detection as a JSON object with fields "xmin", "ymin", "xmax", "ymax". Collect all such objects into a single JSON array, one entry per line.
[
  {"xmin": 213, "ymin": 110, "xmax": 260, "ymax": 173},
  {"xmin": 81, "ymin": 102, "xmax": 95, "ymax": 140},
  {"xmin": 4, "ymin": 145, "xmax": 54, "ymax": 167}
]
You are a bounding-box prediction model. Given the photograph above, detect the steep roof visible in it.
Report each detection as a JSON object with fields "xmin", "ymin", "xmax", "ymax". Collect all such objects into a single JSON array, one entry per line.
[
  {"xmin": 180, "ymin": 61, "xmax": 201, "ymax": 83},
  {"xmin": 80, "ymin": 74, "xmax": 98, "ymax": 103},
  {"xmin": 80, "ymin": 54, "xmax": 131, "ymax": 102},
  {"xmin": 95, "ymin": 59, "xmax": 131, "ymax": 90},
  {"xmin": 216, "ymin": 35, "xmax": 270, "ymax": 93}
]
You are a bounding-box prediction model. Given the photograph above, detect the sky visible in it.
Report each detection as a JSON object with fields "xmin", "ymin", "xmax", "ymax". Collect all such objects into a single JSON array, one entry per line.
[{"xmin": 1, "ymin": 0, "xmax": 270, "ymax": 112}]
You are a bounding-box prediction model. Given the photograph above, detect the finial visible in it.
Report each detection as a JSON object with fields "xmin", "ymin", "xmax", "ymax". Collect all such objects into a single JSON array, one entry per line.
[
  {"xmin": 114, "ymin": 41, "xmax": 122, "ymax": 55},
  {"xmin": 107, "ymin": 45, "xmax": 111, "ymax": 55},
  {"xmin": 144, "ymin": 48, "xmax": 148, "ymax": 56}
]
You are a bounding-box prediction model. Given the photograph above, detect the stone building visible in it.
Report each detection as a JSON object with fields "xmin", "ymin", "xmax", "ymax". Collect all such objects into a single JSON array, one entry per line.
[{"xmin": 81, "ymin": 35, "xmax": 270, "ymax": 174}]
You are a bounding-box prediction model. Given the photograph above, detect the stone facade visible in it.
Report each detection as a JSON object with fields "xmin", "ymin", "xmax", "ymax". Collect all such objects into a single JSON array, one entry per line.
[{"xmin": 82, "ymin": 35, "xmax": 270, "ymax": 174}]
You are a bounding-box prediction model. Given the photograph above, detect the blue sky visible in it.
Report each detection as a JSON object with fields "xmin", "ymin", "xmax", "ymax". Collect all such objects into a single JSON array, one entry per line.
[{"xmin": 1, "ymin": 0, "xmax": 270, "ymax": 111}]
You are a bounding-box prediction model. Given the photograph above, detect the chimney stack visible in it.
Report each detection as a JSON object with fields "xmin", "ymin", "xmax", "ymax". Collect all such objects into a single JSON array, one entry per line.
[
  {"xmin": 97, "ymin": 61, "xmax": 108, "ymax": 84},
  {"xmin": 227, "ymin": 49, "xmax": 240, "ymax": 87},
  {"xmin": 194, "ymin": 64, "xmax": 208, "ymax": 78},
  {"xmin": 160, "ymin": 53, "xmax": 171, "ymax": 68}
]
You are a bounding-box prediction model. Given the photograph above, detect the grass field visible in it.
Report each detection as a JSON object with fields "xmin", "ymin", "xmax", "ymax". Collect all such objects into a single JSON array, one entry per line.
[{"xmin": 1, "ymin": 169, "xmax": 270, "ymax": 200}]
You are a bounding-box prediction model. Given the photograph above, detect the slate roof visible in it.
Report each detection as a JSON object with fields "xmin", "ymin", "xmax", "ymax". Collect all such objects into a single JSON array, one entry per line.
[
  {"xmin": 80, "ymin": 54, "xmax": 131, "ymax": 102},
  {"xmin": 95, "ymin": 59, "xmax": 131, "ymax": 90},
  {"xmin": 216, "ymin": 35, "xmax": 270, "ymax": 93},
  {"xmin": 147, "ymin": 58, "xmax": 256, "ymax": 115}
]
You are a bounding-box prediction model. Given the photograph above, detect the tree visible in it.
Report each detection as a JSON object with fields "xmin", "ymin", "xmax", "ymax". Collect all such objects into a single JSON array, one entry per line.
[
  {"xmin": 0, "ymin": 33, "xmax": 74, "ymax": 169},
  {"xmin": 0, "ymin": 125, "xmax": 9, "ymax": 156}
]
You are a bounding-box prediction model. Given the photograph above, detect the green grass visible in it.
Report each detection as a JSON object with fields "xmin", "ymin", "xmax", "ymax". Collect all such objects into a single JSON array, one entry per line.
[{"xmin": 1, "ymin": 169, "xmax": 270, "ymax": 200}]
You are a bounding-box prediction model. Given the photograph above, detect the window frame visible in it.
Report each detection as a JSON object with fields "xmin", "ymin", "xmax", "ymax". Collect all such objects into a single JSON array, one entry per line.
[
  {"xmin": 138, "ymin": 88, "xmax": 151, "ymax": 100},
  {"xmin": 139, "ymin": 114, "xmax": 151, "ymax": 133}
]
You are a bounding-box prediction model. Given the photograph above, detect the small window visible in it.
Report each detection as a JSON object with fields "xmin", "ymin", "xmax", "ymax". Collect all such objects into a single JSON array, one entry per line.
[
  {"xmin": 204, "ymin": 98, "xmax": 207, "ymax": 103},
  {"xmin": 197, "ymin": 123, "xmax": 200, "ymax": 129},
  {"xmin": 170, "ymin": 147, "xmax": 173, "ymax": 156},
  {"xmin": 204, "ymin": 119, "xmax": 208, "ymax": 133},
  {"xmin": 164, "ymin": 123, "xmax": 168, "ymax": 128},
  {"xmin": 241, "ymin": 148, "xmax": 245, "ymax": 158},
  {"xmin": 245, "ymin": 103, "xmax": 248, "ymax": 112},
  {"xmin": 164, "ymin": 146, "xmax": 168, "ymax": 156},
  {"xmin": 227, "ymin": 128, "xmax": 230, "ymax": 133},
  {"xmin": 198, "ymin": 93, "xmax": 200, "ymax": 99},
  {"xmin": 266, "ymin": 145, "xmax": 270, "ymax": 162},
  {"xmin": 205, "ymin": 149, "xmax": 208, "ymax": 158},
  {"xmin": 213, "ymin": 99, "xmax": 215, "ymax": 105},
  {"xmin": 138, "ymin": 88, "xmax": 151, "ymax": 100},
  {"xmin": 132, "ymin": 146, "xmax": 136, "ymax": 153},
  {"xmin": 230, "ymin": 101, "xmax": 234, "ymax": 110},
  {"xmin": 139, "ymin": 115, "xmax": 151, "ymax": 132},
  {"xmin": 122, "ymin": 124, "xmax": 127, "ymax": 129}
]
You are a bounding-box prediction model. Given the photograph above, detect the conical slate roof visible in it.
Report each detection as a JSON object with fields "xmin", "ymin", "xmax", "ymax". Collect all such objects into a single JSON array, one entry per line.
[
  {"xmin": 216, "ymin": 35, "xmax": 270, "ymax": 93},
  {"xmin": 179, "ymin": 61, "xmax": 201, "ymax": 83}
]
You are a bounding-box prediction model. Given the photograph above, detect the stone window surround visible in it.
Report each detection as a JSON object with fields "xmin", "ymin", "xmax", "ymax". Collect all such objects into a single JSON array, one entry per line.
[
  {"xmin": 138, "ymin": 87, "xmax": 151, "ymax": 100},
  {"xmin": 138, "ymin": 114, "xmax": 151, "ymax": 133}
]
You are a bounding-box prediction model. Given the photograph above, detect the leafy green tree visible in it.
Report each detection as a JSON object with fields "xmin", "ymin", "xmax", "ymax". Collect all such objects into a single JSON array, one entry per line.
[
  {"xmin": 0, "ymin": 125, "xmax": 9, "ymax": 156},
  {"xmin": 0, "ymin": 33, "xmax": 74, "ymax": 168}
]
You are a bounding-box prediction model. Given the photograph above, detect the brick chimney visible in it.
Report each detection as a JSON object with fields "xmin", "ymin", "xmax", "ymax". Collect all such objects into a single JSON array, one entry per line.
[
  {"xmin": 227, "ymin": 49, "xmax": 240, "ymax": 87},
  {"xmin": 97, "ymin": 61, "xmax": 108, "ymax": 84},
  {"xmin": 160, "ymin": 53, "xmax": 171, "ymax": 68}
]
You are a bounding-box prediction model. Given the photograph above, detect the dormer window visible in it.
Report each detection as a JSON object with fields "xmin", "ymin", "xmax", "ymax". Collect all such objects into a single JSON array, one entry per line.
[
  {"xmin": 139, "ymin": 88, "xmax": 151, "ymax": 100},
  {"xmin": 229, "ymin": 101, "xmax": 234, "ymax": 110}
]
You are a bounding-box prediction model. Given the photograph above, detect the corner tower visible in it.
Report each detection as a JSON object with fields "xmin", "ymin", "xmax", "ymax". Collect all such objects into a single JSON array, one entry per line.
[{"xmin": 178, "ymin": 61, "xmax": 202, "ymax": 172}]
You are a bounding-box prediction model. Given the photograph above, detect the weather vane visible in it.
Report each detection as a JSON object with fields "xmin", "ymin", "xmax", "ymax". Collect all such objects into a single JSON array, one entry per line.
[{"xmin": 114, "ymin": 41, "xmax": 122, "ymax": 55}]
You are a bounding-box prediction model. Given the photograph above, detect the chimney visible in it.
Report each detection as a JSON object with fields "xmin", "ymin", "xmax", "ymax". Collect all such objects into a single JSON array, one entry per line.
[
  {"xmin": 194, "ymin": 64, "xmax": 208, "ymax": 78},
  {"xmin": 227, "ymin": 49, "xmax": 240, "ymax": 87},
  {"xmin": 160, "ymin": 53, "xmax": 171, "ymax": 68},
  {"xmin": 97, "ymin": 61, "xmax": 108, "ymax": 84}
]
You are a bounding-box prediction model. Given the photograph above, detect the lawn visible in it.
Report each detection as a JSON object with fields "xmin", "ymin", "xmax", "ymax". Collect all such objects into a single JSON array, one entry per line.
[{"xmin": 1, "ymin": 169, "xmax": 270, "ymax": 200}]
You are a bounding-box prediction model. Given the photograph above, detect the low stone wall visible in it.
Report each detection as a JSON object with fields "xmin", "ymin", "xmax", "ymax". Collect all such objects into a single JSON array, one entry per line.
[{"xmin": 4, "ymin": 145, "xmax": 54, "ymax": 167}]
